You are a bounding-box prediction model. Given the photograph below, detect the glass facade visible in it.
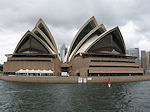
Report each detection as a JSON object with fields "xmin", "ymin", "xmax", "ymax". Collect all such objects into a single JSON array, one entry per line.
[
  {"xmin": 91, "ymin": 60, "xmax": 135, "ymax": 63},
  {"xmin": 78, "ymin": 30, "xmax": 102, "ymax": 51},
  {"xmin": 89, "ymin": 66, "xmax": 138, "ymax": 68},
  {"xmin": 34, "ymin": 31, "xmax": 53, "ymax": 50},
  {"xmin": 88, "ymin": 33, "xmax": 124, "ymax": 55},
  {"xmin": 70, "ymin": 23, "xmax": 93, "ymax": 54},
  {"xmin": 8, "ymin": 60, "xmax": 51, "ymax": 62},
  {"xmin": 38, "ymin": 23, "xmax": 54, "ymax": 46},
  {"xmin": 16, "ymin": 34, "xmax": 49, "ymax": 54}
]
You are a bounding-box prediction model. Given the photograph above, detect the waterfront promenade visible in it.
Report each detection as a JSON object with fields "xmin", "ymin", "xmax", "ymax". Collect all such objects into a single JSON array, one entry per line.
[{"xmin": 0, "ymin": 75, "xmax": 150, "ymax": 83}]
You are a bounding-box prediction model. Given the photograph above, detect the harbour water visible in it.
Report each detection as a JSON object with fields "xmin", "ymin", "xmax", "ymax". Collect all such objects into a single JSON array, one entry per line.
[{"xmin": 0, "ymin": 80, "xmax": 150, "ymax": 112}]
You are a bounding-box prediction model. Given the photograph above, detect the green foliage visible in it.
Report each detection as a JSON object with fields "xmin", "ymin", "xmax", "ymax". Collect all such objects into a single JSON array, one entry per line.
[{"xmin": 127, "ymin": 56, "xmax": 137, "ymax": 59}]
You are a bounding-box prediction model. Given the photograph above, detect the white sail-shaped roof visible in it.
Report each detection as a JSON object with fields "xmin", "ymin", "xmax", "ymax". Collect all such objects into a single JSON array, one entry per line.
[
  {"xmin": 32, "ymin": 27, "xmax": 57, "ymax": 53},
  {"xmin": 65, "ymin": 16, "xmax": 99, "ymax": 62},
  {"xmin": 13, "ymin": 17, "xmax": 126, "ymax": 62},
  {"xmin": 34, "ymin": 18, "xmax": 58, "ymax": 54},
  {"xmin": 14, "ymin": 31, "xmax": 55, "ymax": 54},
  {"xmin": 74, "ymin": 27, "xmax": 126, "ymax": 58},
  {"xmin": 68, "ymin": 24, "xmax": 106, "ymax": 61},
  {"xmin": 69, "ymin": 34, "xmax": 99, "ymax": 61}
]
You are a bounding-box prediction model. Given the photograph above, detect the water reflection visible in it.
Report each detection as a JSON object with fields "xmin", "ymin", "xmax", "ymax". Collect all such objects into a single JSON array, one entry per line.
[{"xmin": 0, "ymin": 80, "xmax": 150, "ymax": 112}]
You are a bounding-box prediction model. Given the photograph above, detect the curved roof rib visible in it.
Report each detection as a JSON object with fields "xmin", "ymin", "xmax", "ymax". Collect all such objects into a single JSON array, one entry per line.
[
  {"xmin": 75, "ymin": 27, "xmax": 126, "ymax": 57},
  {"xmin": 66, "ymin": 16, "xmax": 99, "ymax": 61},
  {"xmin": 35, "ymin": 18, "xmax": 58, "ymax": 53},
  {"xmin": 68, "ymin": 24, "xmax": 106, "ymax": 61},
  {"xmin": 14, "ymin": 31, "xmax": 55, "ymax": 54},
  {"xmin": 32, "ymin": 27, "xmax": 58, "ymax": 54}
]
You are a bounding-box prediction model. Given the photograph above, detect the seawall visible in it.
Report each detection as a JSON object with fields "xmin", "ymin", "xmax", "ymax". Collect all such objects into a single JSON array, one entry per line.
[{"xmin": 0, "ymin": 75, "xmax": 150, "ymax": 83}]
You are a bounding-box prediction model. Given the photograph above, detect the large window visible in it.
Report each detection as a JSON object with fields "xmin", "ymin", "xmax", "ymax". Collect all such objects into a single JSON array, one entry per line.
[
  {"xmin": 34, "ymin": 31, "xmax": 52, "ymax": 49},
  {"xmin": 8, "ymin": 60, "xmax": 51, "ymax": 62},
  {"xmin": 88, "ymin": 73, "xmax": 143, "ymax": 76},
  {"xmin": 89, "ymin": 65, "xmax": 138, "ymax": 68},
  {"xmin": 16, "ymin": 34, "xmax": 49, "ymax": 54},
  {"xmin": 88, "ymin": 33, "xmax": 124, "ymax": 55},
  {"xmin": 91, "ymin": 60, "xmax": 135, "ymax": 63},
  {"xmin": 71, "ymin": 23, "xmax": 93, "ymax": 54},
  {"xmin": 38, "ymin": 23, "xmax": 54, "ymax": 46}
]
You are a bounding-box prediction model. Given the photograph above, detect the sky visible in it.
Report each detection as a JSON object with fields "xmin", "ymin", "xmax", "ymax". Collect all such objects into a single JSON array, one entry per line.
[{"xmin": 0, "ymin": 0, "xmax": 150, "ymax": 64}]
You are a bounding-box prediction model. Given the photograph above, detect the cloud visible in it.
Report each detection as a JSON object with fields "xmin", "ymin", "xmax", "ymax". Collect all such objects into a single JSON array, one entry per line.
[
  {"xmin": 0, "ymin": 28, "xmax": 21, "ymax": 63},
  {"xmin": 1, "ymin": 0, "xmax": 150, "ymax": 63},
  {"xmin": 121, "ymin": 21, "xmax": 150, "ymax": 50},
  {"xmin": 50, "ymin": 26, "xmax": 76, "ymax": 50}
]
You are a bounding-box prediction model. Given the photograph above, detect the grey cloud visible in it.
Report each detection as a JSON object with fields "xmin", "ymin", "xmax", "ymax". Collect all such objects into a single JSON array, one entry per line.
[
  {"xmin": 0, "ymin": 0, "xmax": 150, "ymax": 61},
  {"xmin": 0, "ymin": 0, "xmax": 149, "ymax": 31}
]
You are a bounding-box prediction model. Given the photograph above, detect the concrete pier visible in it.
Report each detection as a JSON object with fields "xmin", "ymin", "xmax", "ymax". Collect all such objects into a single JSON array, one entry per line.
[{"xmin": 0, "ymin": 75, "xmax": 150, "ymax": 84}]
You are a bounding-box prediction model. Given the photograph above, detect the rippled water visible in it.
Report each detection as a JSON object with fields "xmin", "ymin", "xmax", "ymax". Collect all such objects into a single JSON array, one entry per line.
[{"xmin": 0, "ymin": 80, "xmax": 150, "ymax": 112}]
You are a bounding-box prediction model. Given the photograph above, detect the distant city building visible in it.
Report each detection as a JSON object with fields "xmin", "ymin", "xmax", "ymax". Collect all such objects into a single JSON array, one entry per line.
[
  {"xmin": 141, "ymin": 50, "xmax": 147, "ymax": 70},
  {"xmin": 146, "ymin": 52, "xmax": 150, "ymax": 73},
  {"xmin": 60, "ymin": 44, "xmax": 68, "ymax": 61},
  {"xmin": 126, "ymin": 48, "xmax": 139, "ymax": 64}
]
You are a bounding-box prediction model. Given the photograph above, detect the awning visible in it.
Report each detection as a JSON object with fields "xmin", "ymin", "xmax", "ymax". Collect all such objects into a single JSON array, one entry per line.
[{"xmin": 16, "ymin": 69, "xmax": 53, "ymax": 74}]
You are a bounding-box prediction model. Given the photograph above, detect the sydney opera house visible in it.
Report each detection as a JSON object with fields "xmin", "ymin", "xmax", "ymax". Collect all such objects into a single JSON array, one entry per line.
[{"xmin": 3, "ymin": 16, "xmax": 144, "ymax": 76}]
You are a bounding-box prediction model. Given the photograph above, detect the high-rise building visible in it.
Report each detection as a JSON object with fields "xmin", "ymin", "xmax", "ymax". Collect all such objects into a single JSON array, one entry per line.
[
  {"xmin": 141, "ymin": 50, "xmax": 147, "ymax": 70},
  {"xmin": 146, "ymin": 52, "xmax": 150, "ymax": 73},
  {"xmin": 126, "ymin": 48, "xmax": 140, "ymax": 64},
  {"xmin": 60, "ymin": 44, "xmax": 67, "ymax": 61}
]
